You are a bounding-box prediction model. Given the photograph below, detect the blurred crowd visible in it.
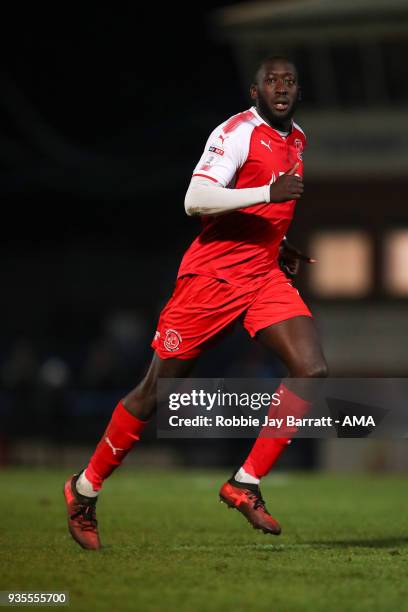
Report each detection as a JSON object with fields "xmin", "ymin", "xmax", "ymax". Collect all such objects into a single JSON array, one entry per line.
[
  {"xmin": 1, "ymin": 309, "xmax": 286, "ymax": 395},
  {"xmin": 0, "ymin": 308, "xmax": 286, "ymax": 446},
  {"xmin": 0, "ymin": 310, "xmax": 318, "ymax": 471},
  {"xmin": 1, "ymin": 310, "xmax": 151, "ymax": 393}
]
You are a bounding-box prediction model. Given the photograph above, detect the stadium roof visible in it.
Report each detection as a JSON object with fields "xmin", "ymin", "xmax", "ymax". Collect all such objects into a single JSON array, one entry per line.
[{"xmin": 213, "ymin": 0, "xmax": 408, "ymax": 40}]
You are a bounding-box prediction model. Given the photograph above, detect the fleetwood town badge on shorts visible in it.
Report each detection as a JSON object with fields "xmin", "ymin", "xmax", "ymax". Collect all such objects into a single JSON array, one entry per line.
[{"xmin": 164, "ymin": 329, "xmax": 182, "ymax": 352}]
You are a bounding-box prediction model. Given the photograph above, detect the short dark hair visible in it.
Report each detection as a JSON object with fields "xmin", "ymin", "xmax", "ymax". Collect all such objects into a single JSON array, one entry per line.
[{"xmin": 252, "ymin": 55, "xmax": 298, "ymax": 84}]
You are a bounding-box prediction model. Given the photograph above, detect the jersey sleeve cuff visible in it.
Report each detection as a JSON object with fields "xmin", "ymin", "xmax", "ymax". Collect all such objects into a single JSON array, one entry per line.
[
  {"xmin": 192, "ymin": 173, "xmax": 220, "ymax": 184},
  {"xmin": 263, "ymin": 184, "xmax": 270, "ymax": 203}
]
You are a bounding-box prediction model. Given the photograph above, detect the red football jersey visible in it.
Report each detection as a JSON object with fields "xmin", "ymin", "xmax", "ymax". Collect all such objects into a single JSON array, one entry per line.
[{"xmin": 177, "ymin": 106, "xmax": 306, "ymax": 287}]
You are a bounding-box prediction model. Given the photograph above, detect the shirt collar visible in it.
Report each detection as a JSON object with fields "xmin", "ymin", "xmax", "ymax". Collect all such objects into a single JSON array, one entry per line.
[{"xmin": 250, "ymin": 106, "xmax": 292, "ymax": 138}]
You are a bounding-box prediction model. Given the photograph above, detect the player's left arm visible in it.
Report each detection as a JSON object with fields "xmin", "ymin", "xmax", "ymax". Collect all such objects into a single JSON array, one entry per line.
[
  {"xmin": 279, "ymin": 127, "xmax": 312, "ymax": 279},
  {"xmin": 278, "ymin": 237, "xmax": 316, "ymax": 279}
]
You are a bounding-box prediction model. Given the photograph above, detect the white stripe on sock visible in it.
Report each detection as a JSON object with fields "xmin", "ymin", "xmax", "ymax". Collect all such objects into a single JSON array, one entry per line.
[
  {"xmin": 76, "ymin": 471, "xmax": 99, "ymax": 497},
  {"xmin": 234, "ymin": 467, "xmax": 260, "ymax": 485}
]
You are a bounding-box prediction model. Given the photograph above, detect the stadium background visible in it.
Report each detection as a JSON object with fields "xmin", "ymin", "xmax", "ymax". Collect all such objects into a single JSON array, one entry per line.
[{"xmin": 1, "ymin": 0, "xmax": 408, "ymax": 473}]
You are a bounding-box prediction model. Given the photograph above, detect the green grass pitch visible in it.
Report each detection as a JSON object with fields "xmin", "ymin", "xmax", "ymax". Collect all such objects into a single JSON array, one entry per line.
[{"xmin": 0, "ymin": 468, "xmax": 407, "ymax": 612}]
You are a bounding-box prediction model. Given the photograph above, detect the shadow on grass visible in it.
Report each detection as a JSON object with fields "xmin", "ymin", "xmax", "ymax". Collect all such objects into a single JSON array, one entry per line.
[{"xmin": 309, "ymin": 537, "xmax": 408, "ymax": 549}]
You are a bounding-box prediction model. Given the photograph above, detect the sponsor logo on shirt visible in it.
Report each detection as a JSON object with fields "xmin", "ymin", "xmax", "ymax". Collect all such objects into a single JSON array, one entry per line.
[
  {"xmin": 208, "ymin": 145, "xmax": 224, "ymax": 156},
  {"xmin": 260, "ymin": 139, "xmax": 272, "ymax": 152},
  {"xmin": 164, "ymin": 329, "xmax": 182, "ymax": 352},
  {"xmin": 294, "ymin": 139, "xmax": 303, "ymax": 160}
]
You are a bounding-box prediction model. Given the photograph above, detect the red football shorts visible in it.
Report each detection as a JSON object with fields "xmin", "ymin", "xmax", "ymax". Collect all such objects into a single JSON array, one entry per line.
[{"xmin": 151, "ymin": 271, "xmax": 312, "ymax": 359}]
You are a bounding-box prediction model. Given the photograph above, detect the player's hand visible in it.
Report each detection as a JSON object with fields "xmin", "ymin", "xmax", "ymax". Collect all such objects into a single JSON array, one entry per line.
[
  {"xmin": 278, "ymin": 238, "xmax": 316, "ymax": 279},
  {"xmin": 269, "ymin": 162, "xmax": 303, "ymax": 202}
]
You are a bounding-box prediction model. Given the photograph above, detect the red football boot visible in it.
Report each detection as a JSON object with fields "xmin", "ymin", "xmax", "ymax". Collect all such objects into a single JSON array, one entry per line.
[
  {"xmin": 219, "ymin": 478, "xmax": 281, "ymax": 535},
  {"xmin": 63, "ymin": 472, "xmax": 101, "ymax": 550}
]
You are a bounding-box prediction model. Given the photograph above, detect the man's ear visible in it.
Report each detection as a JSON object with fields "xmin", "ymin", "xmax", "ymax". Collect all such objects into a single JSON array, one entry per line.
[{"xmin": 250, "ymin": 84, "xmax": 257, "ymax": 101}]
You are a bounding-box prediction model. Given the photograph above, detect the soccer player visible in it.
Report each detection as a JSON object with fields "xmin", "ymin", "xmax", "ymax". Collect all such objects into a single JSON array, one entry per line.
[{"xmin": 64, "ymin": 56, "xmax": 328, "ymax": 549}]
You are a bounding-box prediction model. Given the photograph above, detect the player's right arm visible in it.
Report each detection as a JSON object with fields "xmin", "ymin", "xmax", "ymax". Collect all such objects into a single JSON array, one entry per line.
[
  {"xmin": 185, "ymin": 176, "xmax": 270, "ymax": 217},
  {"xmin": 185, "ymin": 163, "xmax": 303, "ymax": 217},
  {"xmin": 184, "ymin": 119, "xmax": 303, "ymax": 217}
]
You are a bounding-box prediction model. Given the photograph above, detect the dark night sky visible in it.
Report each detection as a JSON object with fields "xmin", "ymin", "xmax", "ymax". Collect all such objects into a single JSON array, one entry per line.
[
  {"xmin": 2, "ymin": 3, "xmax": 250, "ymax": 252},
  {"xmin": 6, "ymin": 5, "xmax": 242, "ymax": 139},
  {"xmin": 1, "ymin": 2, "xmax": 269, "ymax": 355}
]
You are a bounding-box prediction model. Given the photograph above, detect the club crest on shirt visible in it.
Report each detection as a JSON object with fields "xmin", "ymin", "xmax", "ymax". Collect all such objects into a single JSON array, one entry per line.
[
  {"xmin": 294, "ymin": 139, "xmax": 303, "ymax": 160},
  {"xmin": 164, "ymin": 329, "xmax": 182, "ymax": 352}
]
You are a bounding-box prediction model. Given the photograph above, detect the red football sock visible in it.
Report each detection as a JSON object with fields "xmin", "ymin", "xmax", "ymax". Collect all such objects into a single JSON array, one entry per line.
[
  {"xmin": 242, "ymin": 383, "xmax": 310, "ymax": 479},
  {"xmin": 84, "ymin": 400, "xmax": 148, "ymax": 491}
]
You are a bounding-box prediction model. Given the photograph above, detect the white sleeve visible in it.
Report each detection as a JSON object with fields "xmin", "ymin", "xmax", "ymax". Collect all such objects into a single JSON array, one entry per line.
[
  {"xmin": 184, "ymin": 176, "xmax": 270, "ymax": 217},
  {"xmin": 192, "ymin": 122, "xmax": 250, "ymax": 187}
]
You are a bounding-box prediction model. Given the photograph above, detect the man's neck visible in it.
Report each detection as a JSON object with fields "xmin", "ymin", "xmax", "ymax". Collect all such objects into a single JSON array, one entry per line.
[{"xmin": 253, "ymin": 106, "xmax": 292, "ymax": 134}]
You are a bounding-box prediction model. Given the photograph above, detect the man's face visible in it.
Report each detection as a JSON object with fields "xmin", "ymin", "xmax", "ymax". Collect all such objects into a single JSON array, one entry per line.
[{"xmin": 251, "ymin": 59, "xmax": 300, "ymax": 128}]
